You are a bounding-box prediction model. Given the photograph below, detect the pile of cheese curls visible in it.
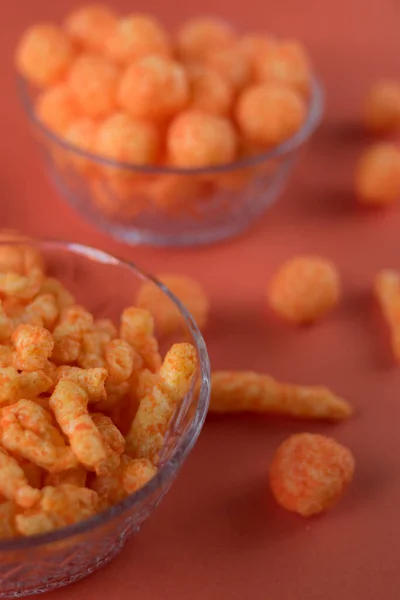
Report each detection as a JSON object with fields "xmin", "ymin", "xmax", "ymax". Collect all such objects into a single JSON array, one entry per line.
[
  {"xmin": 15, "ymin": 6, "xmax": 312, "ymax": 220},
  {"xmin": 0, "ymin": 238, "xmax": 198, "ymax": 539}
]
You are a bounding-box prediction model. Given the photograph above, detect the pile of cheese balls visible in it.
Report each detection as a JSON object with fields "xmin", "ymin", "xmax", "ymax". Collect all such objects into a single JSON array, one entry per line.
[{"xmin": 15, "ymin": 6, "xmax": 313, "ymax": 220}]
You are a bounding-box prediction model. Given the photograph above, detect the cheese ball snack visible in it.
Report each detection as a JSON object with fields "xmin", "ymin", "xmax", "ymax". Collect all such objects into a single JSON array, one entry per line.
[
  {"xmin": 269, "ymin": 434, "xmax": 355, "ymax": 516},
  {"xmin": 364, "ymin": 80, "xmax": 400, "ymax": 134},
  {"xmin": 175, "ymin": 17, "xmax": 235, "ymax": 62},
  {"xmin": 255, "ymin": 39, "xmax": 311, "ymax": 96},
  {"xmin": 267, "ymin": 255, "xmax": 341, "ymax": 324},
  {"xmin": 210, "ymin": 371, "xmax": 352, "ymax": 420},
  {"xmin": 186, "ymin": 64, "xmax": 234, "ymax": 115},
  {"xmin": 64, "ymin": 5, "xmax": 118, "ymax": 52},
  {"xmin": 103, "ymin": 14, "xmax": 170, "ymax": 63},
  {"xmin": 374, "ymin": 269, "xmax": 400, "ymax": 361},
  {"xmin": 35, "ymin": 84, "xmax": 80, "ymax": 136},
  {"xmin": 355, "ymin": 143, "xmax": 400, "ymax": 206}
]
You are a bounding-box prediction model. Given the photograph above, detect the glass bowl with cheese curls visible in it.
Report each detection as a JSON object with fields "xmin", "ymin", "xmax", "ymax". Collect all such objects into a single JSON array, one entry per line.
[{"xmin": 0, "ymin": 235, "xmax": 210, "ymax": 598}]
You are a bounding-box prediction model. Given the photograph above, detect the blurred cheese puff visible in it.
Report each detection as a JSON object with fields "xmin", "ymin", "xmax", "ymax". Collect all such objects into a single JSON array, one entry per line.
[
  {"xmin": 364, "ymin": 80, "xmax": 400, "ymax": 134},
  {"xmin": 355, "ymin": 143, "xmax": 400, "ymax": 206},
  {"xmin": 255, "ymin": 39, "xmax": 311, "ymax": 96},
  {"xmin": 64, "ymin": 4, "xmax": 118, "ymax": 52},
  {"xmin": 267, "ymin": 255, "xmax": 341, "ymax": 324},
  {"xmin": 176, "ymin": 17, "xmax": 235, "ymax": 62},
  {"xmin": 35, "ymin": 84, "xmax": 80, "ymax": 136},
  {"xmin": 374, "ymin": 269, "xmax": 400, "ymax": 361},
  {"xmin": 187, "ymin": 64, "xmax": 233, "ymax": 116},
  {"xmin": 136, "ymin": 274, "xmax": 209, "ymax": 336},
  {"xmin": 205, "ymin": 44, "xmax": 251, "ymax": 92},
  {"xmin": 269, "ymin": 434, "xmax": 355, "ymax": 516},
  {"xmin": 236, "ymin": 82, "xmax": 306, "ymax": 146},
  {"xmin": 103, "ymin": 13, "xmax": 170, "ymax": 64},
  {"xmin": 67, "ymin": 54, "xmax": 119, "ymax": 119},
  {"xmin": 16, "ymin": 24, "xmax": 74, "ymax": 87},
  {"xmin": 117, "ymin": 55, "xmax": 189, "ymax": 120},
  {"xmin": 210, "ymin": 371, "xmax": 352, "ymax": 420},
  {"xmin": 167, "ymin": 109, "xmax": 238, "ymax": 168}
]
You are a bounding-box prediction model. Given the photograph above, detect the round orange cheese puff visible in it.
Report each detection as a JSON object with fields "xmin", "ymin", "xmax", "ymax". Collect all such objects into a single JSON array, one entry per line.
[
  {"xmin": 35, "ymin": 84, "xmax": 80, "ymax": 136},
  {"xmin": 269, "ymin": 433, "xmax": 355, "ymax": 516},
  {"xmin": 236, "ymin": 82, "xmax": 306, "ymax": 146},
  {"xmin": 117, "ymin": 55, "xmax": 189, "ymax": 120},
  {"xmin": 187, "ymin": 64, "xmax": 234, "ymax": 115},
  {"xmin": 149, "ymin": 174, "xmax": 211, "ymax": 214},
  {"xmin": 64, "ymin": 4, "xmax": 118, "ymax": 52},
  {"xmin": 95, "ymin": 112, "xmax": 160, "ymax": 167},
  {"xmin": 268, "ymin": 255, "xmax": 341, "ymax": 324},
  {"xmin": 205, "ymin": 44, "xmax": 251, "ymax": 92},
  {"xmin": 175, "ymin": 17, "xmax": 235, "ymax": 62},
  {"xmin": 90, "ymin": 176, "xmax": 148, "ymax": 220},
  {"xmin": 255, "ymin": 39, "xmax": 311, "ymax": 96},
  {"xmin": 364, "ymin": 80, "xmax": 400, "ymax": 133},
  {"xmin": 16, "ymin": 24, "xmax": 75, "ymax": 88},
  {"xmin": 136, "ymin": 274, "xmax": 209, "ymax": 336},
  {"xmin": 103, "ymin": 13, "xmax": 170, "ymax": 64},
  {"xmin": 167, "ymin": 109, "xmax": 238, "ymax": 168},
  {"xmin": 63, "ymin": 117, "xmax": 98, "ymax": 174},
  {"xmin": 239, "ymin": 34, "xmax": 276, "ymax": 78},
  {"xmin": 355, "ymin": 143, "xmax": 400, "ymax": 206},
  {"xmin": 67, "ymin": 54, "xmax": 119, "ymax": 119}
]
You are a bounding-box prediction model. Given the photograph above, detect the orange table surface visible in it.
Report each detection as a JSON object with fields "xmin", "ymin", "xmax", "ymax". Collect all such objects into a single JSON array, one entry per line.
[{"xmin": 3, "ymin": 0, "xmax": 400, "ymax": 598}]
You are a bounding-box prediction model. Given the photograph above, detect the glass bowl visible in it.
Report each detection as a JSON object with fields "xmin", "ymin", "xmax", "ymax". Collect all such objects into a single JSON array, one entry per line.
[
  {"xmin": 0, "ymin": 238, "xmax": 210, "ymax": 598},
  {"xmin": 18, "ymin": 76, "xmax": 323, "ymax": 247}
]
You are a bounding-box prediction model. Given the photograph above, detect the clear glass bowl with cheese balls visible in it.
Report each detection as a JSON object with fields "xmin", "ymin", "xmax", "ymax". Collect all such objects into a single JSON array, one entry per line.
[
  {"xmin": 0, "ymin": 235, "xmax": 210, "ymax": 597},
  {"xmin": 16, "ymin": 7, "xmax": 324, "ymax": 246}
]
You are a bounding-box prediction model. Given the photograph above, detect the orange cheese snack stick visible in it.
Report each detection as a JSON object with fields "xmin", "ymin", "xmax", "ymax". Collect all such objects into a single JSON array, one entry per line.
[
  {"xmin": 15, "ymin": 484, "xmax": 99, "ymax": 536},
  {"xmin": 44, "ymin": 465, "xmax": 87, "ymax": 488},
  {"xmin": 91, "ymin": 413, "xmax": 125, "ymax": 472},
  {"xmin": 64, "ymin": 5, "xmax": 118, "ymax": 52},
  {"xmin": 50, "ymin": 380, "xmax": 108, "ymax": 475},
  {"xmin": 209, "ymin": 371, "xmax": 352, "ymax": 420},
  {"xmin": 355, "ymin": 143, "xmax": 400, "ymax": 206},
  {"xmin": 374, "ymin": 269, "xmax": 400, "ymax": 361},
  {"xmin": 269, "ymin": 433, "xmax": 355, "ymax": 516},
  {"xmin": 175, "ymin": 17, "xmax": 235, "ymax": 62},
  {"xmin": 67, "ymin": 54, "xmax": 119, "ymax": 119},
  {"xmin": 0, "ymin": 448, "xmax": 41, "ymax": 508},
  {"xmin": 0, "ymin": 400, "xmax": 78, "ymax": 473},
  {"xmin": 16, "ymin": 24, "xmax": 74, "ymax": 87},
  {"xmin": 136, "ymin": 274, "xmax": 209, "ymax": 336},
  {"xmin": 236, "ymin": 82, "xmax": 306, "ymax": 146},
  {"xmin": 117, "ymin": 55, "xmax": 189, "ymax": 120},
  {"xmin": 125, "ymin": 343, "xmax": 197, "ymax": 462},
  {"xmin": 104, "ymin": 13, "xmax": 170, "ymax": 64},
  {"xmin": 267, "ymin": 255, "xmax": 341, "ymax": 324},
  {"xmin": 52, "ymin": 305, "xmax": 93, "ymax": 365},
  {"xmin": 55, "ymin": 366, "xmax": 107, "ymax": 402},
  {"xmin": 120, "ymin": 307, "xmax": 162, "ymax": 372},
  {"xmin": 90, "ymin": 454, "xmax": 156, "ymax": 505},
  {"xmin": 167, "ymin": 109, "xmax": 237, "ymax": 168},
  {"xmin": 364, "ymin": 80, "xmax": 400, "ymax": 133},
  {"xmin": 12, "ymin": 324, "xmax": 54, "ymax": 371}
]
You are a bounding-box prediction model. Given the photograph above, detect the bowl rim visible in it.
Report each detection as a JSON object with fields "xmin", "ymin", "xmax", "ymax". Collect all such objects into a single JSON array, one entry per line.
[
  {"xmin": 0, "ymin": 238, "xmax": 211, "ymax": 552},
  {"xmin": 17, "ymin": 74, "xmax": 324, "ymax": 175}
]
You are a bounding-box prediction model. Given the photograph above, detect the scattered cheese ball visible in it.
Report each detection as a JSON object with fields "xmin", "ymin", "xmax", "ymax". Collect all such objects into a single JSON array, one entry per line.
[
  {"xmin": 205, "ymin": 45, "xmax": 251, "ymax": 92},
  {"xmin": 0, "ymin": 239, "xmax": 199, "ymax": 538},
  {"xmin": 95, "ymin": 112, "xmax": 160, "ymax": 166},
  {"xmin": 16, "ymin": 24, "xmax": 74, "ymax": 87},
  {"xmin": 176, "ymin": 17, "xmax": 235, "ymax": 62},
  {"xmin": 117, "ymin": 55, "xmax": 189, "ymax": 120},
  {"xmin": 187, "ymin": 64, "xmax": 234, "ymax": 115},
  {"xmin": 269, "ymin": 434, "xmax": 355, "ymax": 516},
  {"xmin": 364, "ymin": 80, "xmax": 400, "ymax": 134},
  {"xmin": 255, "ymin": 39, "xmax": 311, "ymax": 96},
  {"xmin": 136, "ymin": 274, "xmax": 209, "ymax": 336},
  {"xmin": 35, "ymin": 84, "xmax": 80, "ymax": 135},
  {"xmin": 167, "ymin": 109, "xmax": 238, "ymax": 168},
  {"xmin": 267, "ymin": 255, "xmax": 341, "ymax": 324},
  {"xmin": 64, "ymin": 4, "xmax": 118, "ymax": 52},
  {"xmin": 103, "ymin": 14, "xmax": 170, "ymax": 64},
  {"xmin": 236, "ymin": 82, "xmax": 306, "ymax": 146},
  {"xmin": 67, "ymin": 54, "xmax": 119, "ymax": 119},
  {"xmin": 355, "ymin": 143, "xmax": 400, "ymax": 206}
]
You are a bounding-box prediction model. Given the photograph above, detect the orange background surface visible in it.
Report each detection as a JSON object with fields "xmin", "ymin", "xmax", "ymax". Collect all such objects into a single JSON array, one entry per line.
[{"xmin": 3, "ymin": 0, "xmax": 400, "ymax": 598}]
